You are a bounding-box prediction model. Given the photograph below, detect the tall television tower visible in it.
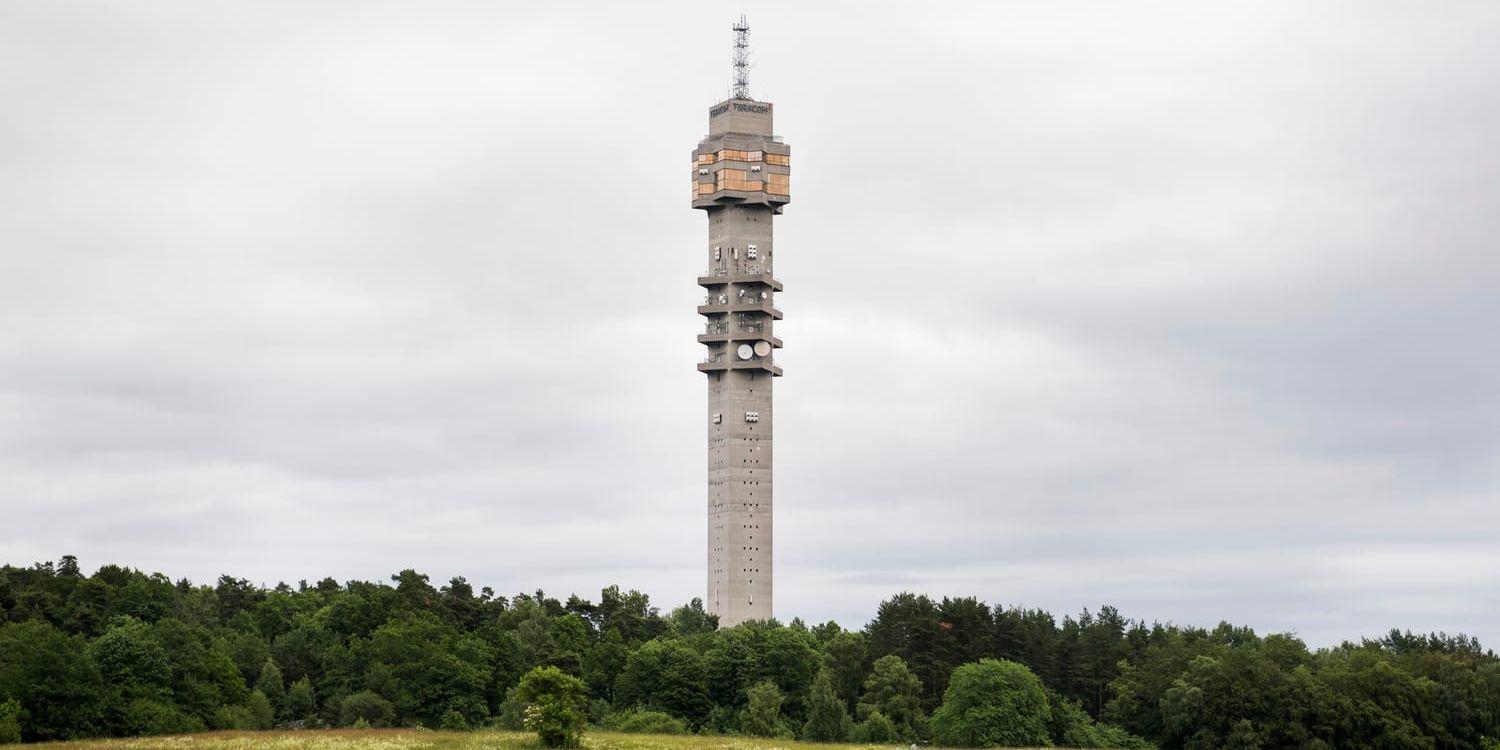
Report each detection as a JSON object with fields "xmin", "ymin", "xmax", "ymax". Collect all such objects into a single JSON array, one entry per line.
[{"xmin": 692, "ymin": 16, "xmax": 791, "ymax": 627}]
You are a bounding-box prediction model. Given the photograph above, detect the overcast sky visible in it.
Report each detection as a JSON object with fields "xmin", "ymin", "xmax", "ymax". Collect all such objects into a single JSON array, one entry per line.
[{"xmin": 2, "ymin": 1, "xmax": 1497, "ymax": 648}]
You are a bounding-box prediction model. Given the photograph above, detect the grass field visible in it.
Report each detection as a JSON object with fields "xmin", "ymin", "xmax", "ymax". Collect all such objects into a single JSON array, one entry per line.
[{"xmin": 12, "ymin": 729, "xmax": 1057, "ymax": 750}]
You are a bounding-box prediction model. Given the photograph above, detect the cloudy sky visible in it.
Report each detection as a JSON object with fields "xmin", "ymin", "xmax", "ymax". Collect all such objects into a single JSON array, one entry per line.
[{"xmin": 3, "ymin": 1, "xmax": 1497, "ymax": 647}]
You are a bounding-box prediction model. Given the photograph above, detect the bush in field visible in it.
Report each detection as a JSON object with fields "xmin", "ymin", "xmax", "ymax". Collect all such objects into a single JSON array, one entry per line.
[
  {"xmin": 738, "ymin": 680, "xmax": 792, "ymax": 739},
  {"xmin": 123, "ymin": 698, "xmax": 202, "ymax": 736},
  {"xmin": 609, "ymin": 709, "xmax": 688, "ymax": 734},
  {"xmin": 1049, "ymin": 696, "xmax": 1151, "ymax": 749},
  {"xmin": 930, "ymin": 659, "xmax": 1051, "ymax": 748},
  {"xmin": 0, "ymin": 699, "xmax": 22, "ymax": 744},
  {"xmin": 516, "ymin": 666, "xmax": 589, "ymax": 748},
  {"xmin": 209, "ymin": 692, "xmax": 273, "ymax": 731},
  {"xmin": 338, "ymin": 691, "xmax": 395, "ymax": 728},
  {"xmin": 850, "ymin": 711, "xmax": 898, "ymax": 743},
  {"xmin": 703, "ymin": 705, "xmax": 739, "ymax": 735},
  {"xmin": 496, "ymin": 687, "xmax": 526, "ymax": 730},
  {"xmin": 439, "ymin": 709, "xmax": 470, "ymax": 731}
]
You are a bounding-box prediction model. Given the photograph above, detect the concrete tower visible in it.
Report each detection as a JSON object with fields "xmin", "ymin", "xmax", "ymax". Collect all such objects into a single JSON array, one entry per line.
[{"xmin": 693, "ymin": 18, "xmax": 790, "ymax": 627}]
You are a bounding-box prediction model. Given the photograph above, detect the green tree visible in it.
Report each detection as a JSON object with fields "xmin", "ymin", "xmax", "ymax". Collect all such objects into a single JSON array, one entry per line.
[
  {"xmin": 515, "ymin": 602, "xmax": 557, "ymax": 670},
  {"xmin": 614, "ymin": 638, "xmax": 712, "ymax": 726},
  {"xmin": 0, "ymin": 621, "xmax": 103, "ymax": 740},
  {"xmin": 254, "ymin": 658, "xmax": 286, "ymax": 718},
  {"xmin": 286, "ymin": 677, "xmax": 316, "ymax": 722},
  {"xmin": 0, "ymin": 699, "xmax": 22, "ymax": 744},
  {"xmin": 515, "ymin": 666, "xmax": 589, "ymax": 748},
  {"xmin": 801, "ymin": 671, "xmax": 852, "ymax": 741},
  {"xmin": 88, "ymin": 617, "xmax": 171, "ymax": 732},
  {"xmin": 738, "ymin": 679, "xmax": 793, "ymax": 739},
  {"xmin": 704, "ymin": 620, "xmax": 820, "ymax": 721},
  {"xmin": 866, "ymin": 593, "xmax": 942, "ymax": 705},
  {"xmin": 147, "ymin": 618, "xmax": 247, "ymax": 725},
  {"xmin": 593, "ymin": 586, "xmax": 664, "ymax": 645},
  {"xmin": 244, "ymin": 691, "xmax": 275, "ymax": 730},
  {"xmin": 858, "ymin": 654, "xmax": 926, "ymax": 741},
  {"xmin": 936, "ymin": 597, "xmax": 996, "ymax": 696},
  {"xmin": 583, "ymin": 629, "xmax": 629, "ymax": 702},
  {"xmin": 930, "ymin": 659, "xmax": 1052, "ymax": 747},
  {"xmin": 668, "ymin": 599, "xmax": 719, "ymax": 637},
  {"xmin": 362, "ymin": 612, "xmax": 492, "ymax": 727},
  {"xmin": 1074, "ymin": 606, "xmax": 1129, "ymax": 716},
  {"xmin": 548, "ymin": 614, "xmax": 590, "ymax": 676},
  {"xmin": 821, "ymin": 630, "xmax": 869, "ymax": 711},
  {"xmin": 994, "ymin": 606, "xmax": 1060, "ymax": 690}
]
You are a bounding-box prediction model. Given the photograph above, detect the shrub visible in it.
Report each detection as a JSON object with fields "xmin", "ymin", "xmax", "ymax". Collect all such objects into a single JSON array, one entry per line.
[
  {"xmin": 0, "ymin": 699, "xmax": 21, "ymax": 744},
  {"xmin": 496, "ymin": 687, "xmax": 526, "ymax": 730},
  {"xmin": 439, "ymin": 709, "xmax": 470, "ymax": 731},
  {"xmin": 207, "ymin": 693, "xmax": 273, "ymax": 732},
  {"xmin": 930, "ymin": 659, "xmax": 1051, "ymax": 748},
  {"xmin": 738, "ymin": 679, "xmax": 792, "ymax": 739},
  {"xmin": 338, "ymin": 690, "xmax": 395, "ymax": 728},
  {"xmin": 124, "ymin": 698, "xmax": 203, "ymax": 736},
  {"xmin": 703, "ymin": 705, "xmax": 739, "ymax": 735},
  {"xmin": 515, "ymin": 666, "xmax": 590, "ymax": 748},
  {"xmin": 1050, "ymin": 695, "xmax": 1151, "ymax": 748},
  {"xmin": 611, "ymin": 709, "xmax": 688, "ymax": 735},
  {"xmin": 850, "ymin": 711, "xmax": 898, "ymax": 743}
]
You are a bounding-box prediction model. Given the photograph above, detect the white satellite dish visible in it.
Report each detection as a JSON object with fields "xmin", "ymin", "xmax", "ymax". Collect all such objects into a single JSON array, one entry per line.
[
  {"xmin": 753, "ymin": 341, "xmax": 772, "ymax": 357},
  {"xmin": 737, "ymin": 344, "xmax": 754, "ymax": 360}
]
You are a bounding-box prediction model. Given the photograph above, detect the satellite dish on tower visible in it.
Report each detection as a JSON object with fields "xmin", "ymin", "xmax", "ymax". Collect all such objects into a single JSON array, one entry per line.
[
  {"xmin": 753, "ymin": 341, "xmax": 772, "ymax": 357},
  {"xmin": 737, "ymin": 344, "xmax": 754, "ymax": 360}
]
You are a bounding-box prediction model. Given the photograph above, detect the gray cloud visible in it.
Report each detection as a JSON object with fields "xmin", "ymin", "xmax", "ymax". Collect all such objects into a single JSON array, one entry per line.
[{"xmin": 2, "ymin": 0, "xmax": 1497, "ymax": 647}]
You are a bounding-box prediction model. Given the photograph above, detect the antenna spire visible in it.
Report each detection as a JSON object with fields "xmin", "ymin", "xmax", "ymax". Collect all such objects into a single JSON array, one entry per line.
[{"xmin": 731, "ymin": 15, "xmax": 751, "ymax": 100}]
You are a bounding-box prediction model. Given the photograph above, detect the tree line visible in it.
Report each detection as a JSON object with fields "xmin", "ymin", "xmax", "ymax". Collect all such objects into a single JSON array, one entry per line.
[{"xmin": 1, "ymin": 556, "xmax": 1496, "ymax": 749}]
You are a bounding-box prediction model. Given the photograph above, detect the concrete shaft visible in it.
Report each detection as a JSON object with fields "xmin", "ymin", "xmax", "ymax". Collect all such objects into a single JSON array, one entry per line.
[{"xmin": 705, "ymin": 204, "xmax": 776, "ymax": 626}]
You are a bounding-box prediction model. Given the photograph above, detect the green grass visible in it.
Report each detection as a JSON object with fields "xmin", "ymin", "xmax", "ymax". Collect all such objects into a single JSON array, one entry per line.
[{"xmin": 12, "ymin": 729, "xmax": 1056, "ymax": 750}]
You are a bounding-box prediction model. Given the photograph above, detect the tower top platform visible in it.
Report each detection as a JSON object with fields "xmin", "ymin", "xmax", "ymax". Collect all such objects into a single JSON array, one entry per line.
[
  {"xmin": 692, "ymin": 98, "xmax": 789, "ymax": 211},
  {"xmin": 709, "ymin": 98, "xmax": 774, "ymax": 137}
]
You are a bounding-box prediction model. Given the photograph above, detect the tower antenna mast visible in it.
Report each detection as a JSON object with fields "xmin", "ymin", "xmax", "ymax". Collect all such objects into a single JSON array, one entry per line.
[{"xmin": 731, "ymin": 15, "xmax": 751, "ymax": 100}]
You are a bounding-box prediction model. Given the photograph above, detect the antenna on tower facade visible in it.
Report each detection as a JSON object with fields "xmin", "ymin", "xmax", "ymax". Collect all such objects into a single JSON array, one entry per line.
[{"xmin": 731, "ymin": 15, "xmax": 751, "ymax": 100}]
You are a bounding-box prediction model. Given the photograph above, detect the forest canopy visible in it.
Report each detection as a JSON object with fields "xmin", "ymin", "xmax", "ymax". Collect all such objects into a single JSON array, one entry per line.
[{"xmin": 2, "ymin": 557, "xmax": 1497, "ymax": 749}]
